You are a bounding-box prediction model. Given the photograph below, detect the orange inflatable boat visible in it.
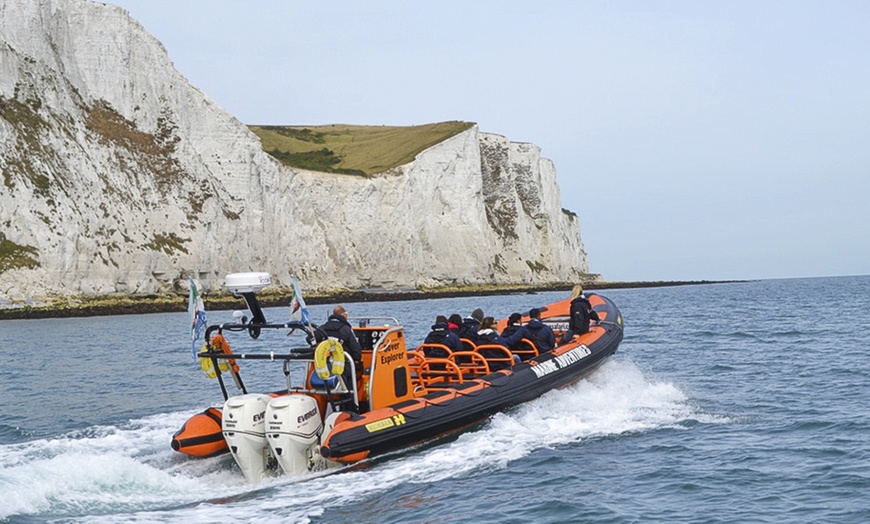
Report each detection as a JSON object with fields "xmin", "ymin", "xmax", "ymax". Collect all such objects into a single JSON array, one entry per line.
[{"xmin": 173, "ymin": 273, "xmax": 624, "ymax": 482}]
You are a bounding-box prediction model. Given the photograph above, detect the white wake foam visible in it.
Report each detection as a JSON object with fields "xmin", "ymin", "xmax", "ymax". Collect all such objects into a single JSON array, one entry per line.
[{"xmin": 1, "ymin": 360, "xmax": 718, "ymax": 522}]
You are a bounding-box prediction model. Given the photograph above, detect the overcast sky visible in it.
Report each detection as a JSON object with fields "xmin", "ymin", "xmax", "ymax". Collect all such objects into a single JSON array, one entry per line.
[{"xmin": 107, "ymin": 0, "xmax": 870, "ymax": 282}]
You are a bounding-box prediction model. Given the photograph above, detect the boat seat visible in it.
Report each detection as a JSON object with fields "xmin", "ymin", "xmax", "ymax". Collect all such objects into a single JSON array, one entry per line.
[
  {"xmin": 416, "ymin": 343, "xmax": 453, "ymax": 359},
  {"xmin": 418, "ymin": 358, "xmax": 464, "ymax": 386},
  {"xmin": 449, "ymin": 351, "xmax": 490, "ymax": 378},
  {"xmin": 308, "ymin": 373, "xmax": 348, "ymax": 393},
  {"xmin": 474, "ymin": 344, "xmax": 515, "ymax": 371},
  {"xmin": 416, "ymin": 344, "xmax": 455, "ymax": 374},
  {"xmin": 511, "ymin": 338, "xmax": 540, "ymax": 361}
]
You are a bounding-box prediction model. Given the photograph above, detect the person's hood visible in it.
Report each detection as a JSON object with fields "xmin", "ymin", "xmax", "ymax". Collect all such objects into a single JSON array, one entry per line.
[
  {"xmin": 327, "ymin": 314, "xmax": 350, "ymax": 326},
  {"xmin": 477, "ymin": 328, "xmax": 497, "ymax": 337},
  {"xmin": 526, "ymin": 318, "xmax": 544, "ymax": 329},
  {"xmin": 430, "ymin": 321, "xmax": 449, "ymax": 332}
]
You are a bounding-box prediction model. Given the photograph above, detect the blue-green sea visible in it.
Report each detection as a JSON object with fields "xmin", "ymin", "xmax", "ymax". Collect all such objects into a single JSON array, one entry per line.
[{"xmin": 2, "ymin": 276, "xmax": 868, "ymax": 523}]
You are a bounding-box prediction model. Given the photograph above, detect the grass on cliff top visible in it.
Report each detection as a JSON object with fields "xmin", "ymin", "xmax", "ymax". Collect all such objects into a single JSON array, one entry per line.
[{"xmin": 249, "ymin": 121, "xmax": 475, "ymax": 175}]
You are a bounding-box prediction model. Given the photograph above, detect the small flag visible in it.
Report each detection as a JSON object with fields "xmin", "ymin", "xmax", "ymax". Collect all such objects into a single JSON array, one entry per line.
[
  {"xmin": 189, "ymin": 276, "xmax": 208, "ymax": 359},
  {"xmin": 289, "ymin": 275, "xmax": 310, "ymax": 325}
]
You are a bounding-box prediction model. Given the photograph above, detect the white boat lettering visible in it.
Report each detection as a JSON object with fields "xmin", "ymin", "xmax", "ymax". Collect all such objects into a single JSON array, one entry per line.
[
  {"xmin": 554, "ymin": 345, "xmax": 591, "ymax": 367},
  {"xmin": 532, "ymin": 345, "xmax": 591, "ymax": 378},
  {"xmin": 531, "ymin": 359, "xmax": 559, "ymax": 378}
]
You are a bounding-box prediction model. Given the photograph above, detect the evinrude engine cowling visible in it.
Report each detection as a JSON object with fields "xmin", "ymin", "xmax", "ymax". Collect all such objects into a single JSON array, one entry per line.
[
  {"xmin": 222, "ymin": 393, "xmax": 271, "ymax": 482},
  {"xmin": 265, "ymin": 395, "xmax": 323, "ymax": 476}
]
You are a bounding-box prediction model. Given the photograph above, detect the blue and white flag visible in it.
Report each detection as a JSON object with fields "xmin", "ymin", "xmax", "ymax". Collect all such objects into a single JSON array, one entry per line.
[
  {"xmin": 289, "ymin": 275, "xmax": 310, "ymax": 325},
  {"xmin": 188, "ymin": 276, "xmax": 208, "ymax": 359}
]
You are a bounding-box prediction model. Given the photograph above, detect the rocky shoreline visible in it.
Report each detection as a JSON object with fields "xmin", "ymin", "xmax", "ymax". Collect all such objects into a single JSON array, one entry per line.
[{"xmin": 0, "ymin": 280, "xmax": 736, "ymax": 321}]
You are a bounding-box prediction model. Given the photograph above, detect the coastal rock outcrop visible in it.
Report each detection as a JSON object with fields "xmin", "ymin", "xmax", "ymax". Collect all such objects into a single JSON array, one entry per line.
[{"xmin": 0, "ymin": 0, "xmax": 589, "ymax": 302}]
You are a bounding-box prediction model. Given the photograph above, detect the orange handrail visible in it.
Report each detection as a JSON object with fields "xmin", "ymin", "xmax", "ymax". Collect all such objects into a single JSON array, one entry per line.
[
  {"xmin": 406, "ymin": 350, "xmax": 428, "ymax": 396},
  {"xmin": 459, "ymin": 338, "xmax": 477, "ymax": 351},
  {"xmin": 474, "ymin": 344, "xmax": 515, "ymax": 371},
  {"xmin": 512, "ymin": 338, "xmax": 540, "ymax": 361},
  {"xmin": 418, "ymin": 358, "xmax": 465, "ymax": 386},
  {"xmin": 449, "ymin": 351, "xmax": 491, "ymax": 377},
  {"xmin": 417, "ymin": 343, "xmax": 454, "ymax": 359}
]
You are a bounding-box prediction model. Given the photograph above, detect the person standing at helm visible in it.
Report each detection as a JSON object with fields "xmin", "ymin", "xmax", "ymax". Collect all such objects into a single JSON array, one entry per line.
[
  {"xmin": 319, "ymin": 305, "xmax": 363, "ymax": 378},
  {"xmin": 561, "ymin": 285, "xmax": 600, "ymax": 343}
]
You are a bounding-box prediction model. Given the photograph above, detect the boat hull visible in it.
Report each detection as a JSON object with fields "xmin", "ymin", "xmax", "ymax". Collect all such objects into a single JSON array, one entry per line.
[{"xmin": 320, "ymin": 293, "xmax": 623, "ymax": 462}]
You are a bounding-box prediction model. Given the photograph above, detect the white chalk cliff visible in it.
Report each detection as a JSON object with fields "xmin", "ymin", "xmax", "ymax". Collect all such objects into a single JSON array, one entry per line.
[{"xmin": 0, "ymin": 0, "xmax": 590, "ymax": 302}]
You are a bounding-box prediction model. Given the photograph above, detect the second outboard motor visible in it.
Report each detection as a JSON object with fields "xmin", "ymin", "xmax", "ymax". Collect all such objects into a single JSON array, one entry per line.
[
  {"xmin": 222, "ymin": 393, "xmax": 271, "ymax": 482},
  {"xmin": 266, "ymin": 395, "xmax": 322, "ymax": 476}
]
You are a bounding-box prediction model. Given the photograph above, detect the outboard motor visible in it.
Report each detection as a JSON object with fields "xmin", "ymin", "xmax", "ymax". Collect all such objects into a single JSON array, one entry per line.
[
  {"xmin": 222, "ymin": 393, "xmax": 271, "ymax": 482},
  {"xmin": 266, "ymin": 395, "xmax": 322, "ymax": 476}
]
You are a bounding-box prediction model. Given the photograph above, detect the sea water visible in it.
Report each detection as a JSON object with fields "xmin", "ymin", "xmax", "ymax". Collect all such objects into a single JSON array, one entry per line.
[{"xmin": 1, "ymin": 276, "xmax": 868, "ymax": 523}]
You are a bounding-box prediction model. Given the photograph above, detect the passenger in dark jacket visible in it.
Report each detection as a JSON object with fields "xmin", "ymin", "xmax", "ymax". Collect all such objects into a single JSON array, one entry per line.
[
  {"xmin": 477, "ymin": 316, "xmax": 519, "ymax": 369},
  {"xmin": 423, "ymin": 317, "xmax": 462, "ymax": 357},
  {"xmin": 447, "ymin": 314, "xmax": 463, "ymax": 335},
  {"xmin": 476, "ymin": 316, "xmax": 509, "ymax": 347},
  {"xmin": 505, "ymin": 308, "xmax": 555, "ymax": 353},
  {"xmin": 458, "ymin": 308, "xmax": 484, "ymax": 346},
  {"xmin": 500, "ymin": 312, "xmax": 523, "ymax": 339}
]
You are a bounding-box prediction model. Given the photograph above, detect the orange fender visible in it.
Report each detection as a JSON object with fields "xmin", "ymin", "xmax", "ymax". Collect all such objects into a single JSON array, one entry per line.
[{"xmin": 171, "ymin": 407, "xmax": 228, "ymax": 457}]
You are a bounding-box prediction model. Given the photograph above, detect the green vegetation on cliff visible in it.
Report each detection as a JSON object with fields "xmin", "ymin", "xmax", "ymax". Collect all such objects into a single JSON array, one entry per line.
[
  {"xmin": 250, "ymin": 121, "xmax": 475, "ymax": 175},
  {"xmin": 0, "ymin": 234, "xmax": 39, "ymax": 274}
]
